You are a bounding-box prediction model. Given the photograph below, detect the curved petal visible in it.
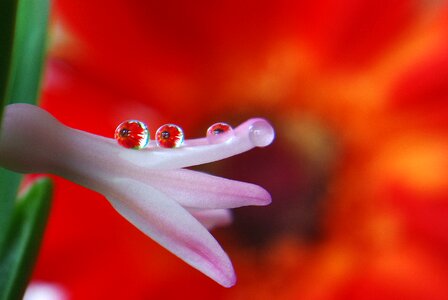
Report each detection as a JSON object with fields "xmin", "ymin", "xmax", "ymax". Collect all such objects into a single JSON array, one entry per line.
[
  {"xmin": 105, "ymin": 178, "xmax": 236, "ymax": 287},
  {"xmin": 0, "ymin": 105, "xmax": 275, "ymax": 179},
  {"xmin": 133, "ymin": 169, "xmax": 271, "ymax": 209},
  {"xmin": 119, "ymin": 118, "xmax": 275, "ymax": 170}
]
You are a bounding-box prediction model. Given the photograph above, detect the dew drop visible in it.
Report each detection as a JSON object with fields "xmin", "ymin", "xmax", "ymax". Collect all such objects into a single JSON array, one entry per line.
[
  {"xmin": 206, "ymin": 122, "xmax": 234, "ymax": 144},
  {"xmin": 249, "ymin": 119, "xmax": 275, "ymax": 147},
  {"xmin": 114, "ymin": 120, "xmax": 149, "ymax": 149},
  {"xmin": 156, "ymin": 124, "xmax": 184, "ymax": 148}
]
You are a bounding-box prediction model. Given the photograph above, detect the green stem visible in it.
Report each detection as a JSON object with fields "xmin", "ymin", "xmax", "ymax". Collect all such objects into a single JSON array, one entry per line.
[
  {"xmin": 0, "ymin": 0, "xmax": 52, "ymax": 298},
  {"xmin": 0, "ymin": 0, "xmax": 18, "ymax": 122}
]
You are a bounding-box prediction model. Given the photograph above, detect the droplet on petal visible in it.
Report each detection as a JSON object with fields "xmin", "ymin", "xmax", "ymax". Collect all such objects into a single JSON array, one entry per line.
[
  {"xmin": 206, "ymin": 122, "xmax": 234, "ymax": 144},
  {"xmin": 248, "ymin": 119, "xmax": 275, "ymax": 147},
  {"xmin": 156, "ymin": 124, "xmax": 184, "ymax": 148},
  {"xmin": 114, "ymin": 120, "xmax": 149, "ymax": 149}
]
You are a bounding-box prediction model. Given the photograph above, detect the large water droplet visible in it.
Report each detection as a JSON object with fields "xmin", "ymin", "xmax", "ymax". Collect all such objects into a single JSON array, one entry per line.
[
  {"xmin": 114, "ymin": 120, "xmax": 149, "ymax": 149},
  {"xmin": 249, "ymin": 119, "xmax": 275, "ymax": 147}
]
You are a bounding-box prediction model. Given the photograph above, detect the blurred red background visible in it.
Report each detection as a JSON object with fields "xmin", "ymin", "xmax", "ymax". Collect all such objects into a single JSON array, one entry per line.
[{"xmin": 30, "ymin": 0, "xmax": 448, "ymax": 299}]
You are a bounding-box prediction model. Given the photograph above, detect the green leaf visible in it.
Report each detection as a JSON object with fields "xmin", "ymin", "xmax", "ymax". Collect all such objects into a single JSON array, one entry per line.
[
  {"xmin": 5, "ymin": 0, "xmax": 50, "ymax": 105},
  {"xmin": 0, "ymin": 0, "xmax": 51, "ymax": 253},
  {"xmin": 0, "ymin": 171, "xmax": 22, "ymax": 247},
  {"xmin": 0, "ymin": 178, "xmax": 53, "ymax": 300}
]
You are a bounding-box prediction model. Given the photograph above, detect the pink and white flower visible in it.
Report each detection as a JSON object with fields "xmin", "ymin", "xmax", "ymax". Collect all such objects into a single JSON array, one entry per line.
[{"xmin": 0, "ymin": 104, "xmax": 274, "ymax": 287}]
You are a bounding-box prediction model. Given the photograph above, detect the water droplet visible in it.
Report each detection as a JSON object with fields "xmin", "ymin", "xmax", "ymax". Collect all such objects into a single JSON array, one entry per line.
[
  {"xmin": 114, "ymin": 120, "xmax": 149, "ymax": 149},
  {"xmin": 156, "ymin": 124, "xmax": 184, "ymax": 148},
  {"xmin": 249, "ymin": 119, "xmax": 275, "ymax": 147},
  {"xmin": 206, "ymin": 122, "xmax": 234, "ymax": 144}
]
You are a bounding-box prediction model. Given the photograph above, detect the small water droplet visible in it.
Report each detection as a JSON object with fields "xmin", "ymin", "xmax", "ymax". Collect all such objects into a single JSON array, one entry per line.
[
  {"xmin": 156, "ymin": 124, "xmax": 184, "ymax": 148},
  {"xmin": 206, "ymin": 122, "xmax": 234, "ymax": 144}
]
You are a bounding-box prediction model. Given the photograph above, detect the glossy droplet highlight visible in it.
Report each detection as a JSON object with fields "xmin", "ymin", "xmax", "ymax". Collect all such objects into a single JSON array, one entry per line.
[
  {"xmin": 156, "ymin": 124, "xmax": 184, "ymax": 148},
  {"xmin": 114, "ymin": 120, "xmax": 149, "ymax": 149},
  {"xmin": 249, "ymin": 119, "xmax": 275, "ymax": 147},
  {"xmin": 206, "ymin": 122, "xmax": 234, "ymax": 144}
]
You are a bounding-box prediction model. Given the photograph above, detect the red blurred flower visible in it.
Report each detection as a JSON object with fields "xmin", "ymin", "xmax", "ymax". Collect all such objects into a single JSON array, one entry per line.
[{"xmin": 33, "ymin": 0, "xmax": 448, "ymax": 299}]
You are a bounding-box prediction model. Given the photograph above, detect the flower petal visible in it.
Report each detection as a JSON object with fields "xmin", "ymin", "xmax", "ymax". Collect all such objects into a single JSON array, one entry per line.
[
  {"xmin": 105, "ymin": 178, "xmax": 236, "ymax": 287},
  {"xmin": 132, "ymin": 169, "xmax": 271, "ymax": 209},
  {"xmin": 119, "ymin": 118, "xmax": 275, "ymax": 170},
  {"xmin": 0, "ymin": 105, "xmax": 275, "ymax": 180}
]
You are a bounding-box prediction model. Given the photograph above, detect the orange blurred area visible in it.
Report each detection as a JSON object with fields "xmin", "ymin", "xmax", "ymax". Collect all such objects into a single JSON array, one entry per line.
[{"xmin": 32, "ymin": 0, "xmax": 448, "ymax": 299}]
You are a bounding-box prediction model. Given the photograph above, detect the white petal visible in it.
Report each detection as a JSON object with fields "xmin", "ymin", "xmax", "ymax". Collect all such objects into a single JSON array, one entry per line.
[
  {"xmin": 105, "ymin": 178, "xmax": 236, "ymax": 287},
  {"xmin": 133, "ymin": 169, "xmax": 271, "ymax": 209},
  {"xmin": 119, "ymin": 118, "xmax": 275, "ymax": 170}
]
